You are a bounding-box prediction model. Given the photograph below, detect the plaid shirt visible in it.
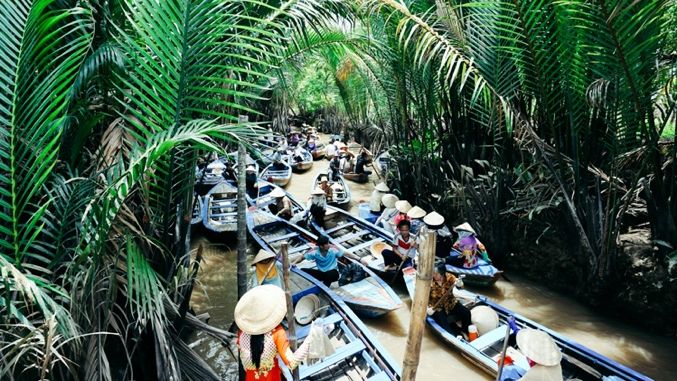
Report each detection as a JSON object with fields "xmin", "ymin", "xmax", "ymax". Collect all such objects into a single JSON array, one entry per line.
[{"xmin": 429, "ymin": 273, "xmax": 459, "ymax": 314}]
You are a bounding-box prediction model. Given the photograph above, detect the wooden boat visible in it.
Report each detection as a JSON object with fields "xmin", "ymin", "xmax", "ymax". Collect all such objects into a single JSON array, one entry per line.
[
  {"xmin": 226, "ymin": 152, "xmax": 259, "ymax": 175},
  {"xmin": 247, "ymin": 211, "xmax": 402, "ymax": 318},
  {"xmin": 260, "ymin": 160, "xmax": 292, "ymax": 187},
  {"xmin": 402, "ymin": 266, "xmax": 651, "ymax": 381},
  {"xmin": 245, "ymin": 180, "xmax": 305, "ymax": 216},
  {"xmin": 375, "ymin": 151, "xmax": 391, "ymax": 174},
  {"xmin": 280, "ymin": 266, "xmax": 401, "ymax": 380},
  {"xmin": 197, "ymin": 159, "xmax": 228, "ymax": 192},
  {"xmin": 310, "ymin": 206, "xmax": 401, "ymax": 283},
  {"xmin": 202, "ymin": 181, "xmax": 238, "ymax": 233},
  {"xmin": 289, "ymin": 148, "xmax": 313, "ymax": 172},
  {"xmin": 312, "ymin": 172, "xmax": 350, "ymax": 207},
  {"xmin": 445, "ymin": 251, "xmax": 502, "ymax": 287},
  {"xmin": 342, "ymin": 172, "xmax": 369, "ymax": 184}
]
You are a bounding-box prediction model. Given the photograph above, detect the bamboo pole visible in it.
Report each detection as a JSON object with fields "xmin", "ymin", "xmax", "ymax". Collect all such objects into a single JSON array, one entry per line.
[
  {"xmin": 402, "ymin": 230, "xmax": 436, "ymax": 381},
  {"xmin": 236, "ymin": 143, "xmax": 248, "ymax": 300},
  {"xmin": 280, "ymin": 242, "xmax": 300, "ymax": 381}
]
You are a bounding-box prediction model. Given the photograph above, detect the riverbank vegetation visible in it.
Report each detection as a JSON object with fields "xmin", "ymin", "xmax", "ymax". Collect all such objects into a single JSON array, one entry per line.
[{"xmin": 1, "ymin": 0, "xmax": 675, "ymax": 380}]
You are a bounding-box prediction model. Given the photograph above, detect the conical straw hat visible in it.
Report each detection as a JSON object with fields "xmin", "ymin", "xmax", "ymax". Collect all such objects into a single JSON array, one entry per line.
[
  {"xmin": 295, "ymin": 294, "xmax": 320, "ymax": 325},
  {"xmin": 252, "ymin": 249, "xmax": 276, "ymax": 265},
  {"xmin": 407, "ymin": 206, "xmax": 427, "ymax": 219},
  {"xmin": 370, "ymin": 241, "xmax": 392, "ymax": 258},
  {"xmin": 246, "ymin": 164, "xmax": 256, "ymax": 172},
  {"xmin": 516, "ymin": 328, "xmax": 562, "ymax": 366},
  {"xmin": 470, "ymin": 306, "xmax": 499, "ymax": 336},
  {"xmin": 374, "ymin": 182, "xmax": 390, "ymax": 192},
  {"xmin": 423, "ymin": 211, "xmax": 445, "ymax": 227},
  {"xmin": 381, "ymin": 194, "xmax": 399, "ymax": 208},
  {"xmin": 453, "ymin": 222, "xmax": 476, "ymax": 235},
  {"xmin": 395, "ymin": 200, "xmax": 412, "ymax": 213},
  {"xmin": 311, "ymin": 188, "xmax": 325, "ymax": 196},
  {"xmin": 234, "ymin": 285, "xmax": 287, "ymax": 335}
]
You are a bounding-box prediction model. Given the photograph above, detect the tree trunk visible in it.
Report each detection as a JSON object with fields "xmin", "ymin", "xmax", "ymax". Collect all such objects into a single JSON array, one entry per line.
[{"xmin": 237, "ymin": 144, "xmax": 248, "ymax": 299}]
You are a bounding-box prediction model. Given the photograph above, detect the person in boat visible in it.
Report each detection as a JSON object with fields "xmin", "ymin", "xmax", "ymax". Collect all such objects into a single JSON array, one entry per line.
[
  {"xmin": 499, "ymin": 328, "xmax": 564, "ymax": 381},
  {"xmin": 222, "ymin": 161, "xmax": 237, "ymax": 182},
  {"xmin": 249, "ymin": 250, "xmax": 283, "ymax": 289},
  {"xmin": 392, "ymin": 200, "xmax": 412, "ymax": 231},
  {"xmin": 369, "ymin": 182, "xmax": 390, "ymax": 214},
  {"xmin": 375, "ymin": 194, "xmax": 399, "ymax": 233},
  {"xmin": 426, "ymin": 263, "xmax": 472, "ymax": 336},
  {"xmin": 406, "ymin": 206, "xmax": 427, "ymax": 235},
  {"xmin": 329, "ymin": 155, "xmax": 342, "ymax": 181},
  {"xmin": 445, "ymin": 222, "xmax": 491, "ymax": 268},
  {"xmin": 289, "ymin": 132, "xmax": 300, "ymax": 146},
  {"xmin": 268, "ymin": 187, "xmax": 294, "ymax": 220},
  {"xmin": 354, "ymin": 150, "xmax": 372, "ymax": 177},
  {"xmin": 307, "ymin": 187, "xmax": 327, "ymax": 228},
  {"xmin": 318, "ymin": 175, "xmax": 333, "ymax": 203},
  {"xmin": 325, "ymin": 139, "xmax": 338, "ymax": 159},
  {"xmin": 306, "ymin": 138, "xmax": 317, "ymax": 152},
  {"xmin": 382, "ymin": 219, "xmax": 418, "ymax": 271},
  {"xmin": 293, "ymin": 235, "xmax": 357, "ymax": 287},
  {"xmin": 292, "ymin": 146, "xmax": 305, "ymax": 163},
  {"xmin": 271, "ymin": 151, "xmax": 287, "ymax": 171},
  {"xmin": 339, "ymin": 148, "xmax": 355, "ymax": 173},
  {"xmin": 235, "ymin": 285, "xmax": 317, "ymax": 381},
  {"xmin": 245, "ymin": 164, "xmax": 258, "ymax": 199}
]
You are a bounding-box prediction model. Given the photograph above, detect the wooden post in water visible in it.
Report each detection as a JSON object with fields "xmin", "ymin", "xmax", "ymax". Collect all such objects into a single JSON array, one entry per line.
[
  {"xmin": 280, "ymin": 242, "xmax": 300, "ymax": 381},
  {"xmin": 236, "ymin": 143, "xmax": 248, "ymax": 300},
  {"xmin": 402, "ymin": 230, "xmax": 436, "ymax": 381}
]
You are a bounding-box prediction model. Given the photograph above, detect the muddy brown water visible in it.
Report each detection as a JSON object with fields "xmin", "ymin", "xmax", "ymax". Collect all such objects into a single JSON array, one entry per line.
[{"xmin": 189, "ymin": 136, "xmax": 677, "ymax": 380}]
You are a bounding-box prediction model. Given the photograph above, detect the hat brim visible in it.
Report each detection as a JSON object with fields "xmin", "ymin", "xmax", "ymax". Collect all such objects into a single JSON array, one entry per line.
[
  {"xmin": 252, "ymin": 250, "xmax": 276, "ymax": 265},
  {"xmin": 516, "ymin": 329, "xmax": 562, "ymax": 366},
  {"xmin": 375, "ymin": 183, "xmax": 390, "ymax": 192},
  {"xmin": 453, "ymin": 222, "xmax": 476, "ymax": 235},
  {"xmin": 470, "ymin": 306, "xmax": 499, "ymax": 336},
  {"xmin": 295, "ymin": 294, "xmax": 320, "ymax": 325},
  {"xmin": 235, "ymin": 285, "xmax": 287, "ymax": 335}
]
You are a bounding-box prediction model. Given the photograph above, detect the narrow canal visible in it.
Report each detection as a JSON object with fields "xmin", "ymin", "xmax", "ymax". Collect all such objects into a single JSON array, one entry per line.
[{"xmin": 189, "ymin": 135, "xmax": 677, "ymax": 380}]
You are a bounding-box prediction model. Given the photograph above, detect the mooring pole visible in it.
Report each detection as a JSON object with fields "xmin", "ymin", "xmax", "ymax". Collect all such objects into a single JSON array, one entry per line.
[
  {"xmin": 402, "ymin": 230, "xmax": 436, "ymax": 381},
  {"xmin": 236, "ymin": 143, "xmax": 248, "ymax": 300},
  {"xmin": 281, "ymin": 242, "xmax": 300, "ymax": 381}
]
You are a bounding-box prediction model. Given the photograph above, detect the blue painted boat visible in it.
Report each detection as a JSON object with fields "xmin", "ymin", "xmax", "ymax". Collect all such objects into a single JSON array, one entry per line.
[
  {"xmin": 312, "ymin": 172, "xmax": 351, "ymax": 207},
  {"xmin": 279, "ymin": 266, "xmax": 401, "ymax": 380},
  {"xmin": 311, "ymin": 206, "xmax": 401, "ymax": 283},
  {"xmin": 445, "ymin": 251, "xmax": 502, "ymax": 287},
  {"xmin": 202, "ymin": 181, "xmax": 238, "ymax": 233},
  {"xmin": 261, "ymin": 161, "xmax": 292, "ymax": 187},
  {"xmin": 191, "ymin": 194, "xmax": 203, "ymax": 226},
  {"xmin": 289, "ymin": 148, "xmax": 313, "ymax": 172},
  {"xmin": 246, "ymin": 180, "xmax": 305, "ymax": 216},
  {"xmin": 247, "ymin": 210, "xmax": 403, "ymax": 318},
  {"xmin": 402, "ymin": 266, "xmax": 652, "ymax": 380}
]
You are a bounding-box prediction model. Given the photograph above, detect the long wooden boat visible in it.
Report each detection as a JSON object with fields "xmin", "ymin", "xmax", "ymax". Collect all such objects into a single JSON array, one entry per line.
[
  {"xmin": 279, "ymin": 266, "xmax": 401, "ymax": 380},
  {"xmin": 245, "ymin": 180, "xmax": 305, "ymax": 216},
  {"xmin": 247, "ymin": 211, "xmax": 402, "ymax": 318},
  {"xmin": 309, "ymin": 141, "xmax": 326, "ymax": 160},
  {"xmin": 197, "ymin": 159, "xmax": 228, "ymax": 193},
  {"xmin": 375, "ymin": 151, "xmax": 391, "ymax": 174},
  {"xmin": 202, "ymin": 181, "xmax": 238, "ymax": 233},
  {"xmin": 402, "ymin": 266, "xmax": 651, "ymax": 381},
  {"xmin": 290, "ymin": 148, "xmax": 313, "ymax": 172},
  {"xmin": 260, "ymin": 159, "xmax": 292, "ymax": 187},
  {"xmin": 311, "ymin": 206, "xmax": 401, "ymax": 283},
  {"xmin": 312, "ymin": 173, "xmax": 351, "ymax": 207},
  {"xmin": 445, "ymin": 251, "xmax": 502, "ymax": 287}
]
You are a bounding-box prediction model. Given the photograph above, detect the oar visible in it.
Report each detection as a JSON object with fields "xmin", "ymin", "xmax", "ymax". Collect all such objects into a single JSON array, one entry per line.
[
  {"xmin": 389, "ymin": 255, "xmax": 407, "ymax": 283},
  {"xmin": 495, "ymin": 325, "xmax": 512, "ymax": 381}
]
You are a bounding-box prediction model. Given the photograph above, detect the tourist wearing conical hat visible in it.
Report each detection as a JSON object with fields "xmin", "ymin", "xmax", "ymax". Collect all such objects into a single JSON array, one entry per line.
[
  {"xmin": 268, "ymin": 187, "xmax": 293, "ymax": 221},
  {"xmin": 423, "ymin": 211, "xmax": 455, "ymax": 258},
  {"xmin": 245, "ymin": 164, "xmax": 258, "ymax": 199},
  {"xmin": 498, "ymin": 329, "xmax": 563, "ymax": 381},
  {"xmin": 392, "ymin": 200, "xmax": 412, "ymax": 230},
  {"xmin": 307, "ymin": 188, "xmax": 327, "ymax": 228},
  {"xmin": 235, "ymin": 285, "xmax": 318, "ymax": 380},
  {"xmin": 369, "ymin": 182, "xmax": 390, "ymax": 213},
  {"xmin": 445, "ymin": 222, "xmax": 491, "ymax": 269},
  {"xmin": 407, "ymin": 205, "xmax": 427, "ymax": 235},
  {"xmin": 376, "ymin": 194, "xmax": 399, "ymax": 233},
  {"xmin": 249, "ymin": 250, "xmax": 283, "ymax": 289}
]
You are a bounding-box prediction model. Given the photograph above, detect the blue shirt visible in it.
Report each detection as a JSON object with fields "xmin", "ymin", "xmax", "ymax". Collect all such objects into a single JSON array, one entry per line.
[{"xmin": 304, "ymin": 247, "xmax": 343, "ymax": 272}]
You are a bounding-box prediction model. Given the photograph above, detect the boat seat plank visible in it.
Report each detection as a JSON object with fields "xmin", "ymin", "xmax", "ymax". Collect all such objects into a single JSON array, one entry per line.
[
  {"xmin": 295, "ymin": 313, "xmax": 343, "ymax": 339},
  {"xmin": 469, "ymin": 325, "xmax": 509, "ymax": 350},
  {"xmin": 325, "ymin": 222, "xmax": 355, "ymax": 234},
  {"xmin": 289, "ymin": 244, "xmax": 311, "ymax": 254},
  {"xmin": 347, "ymin": 238, "xmax": 384, "ymax": 254},
  {"xmin": 335, "ymin": 230, "xmax": 370, "ymax": 243},
  {"xmin": 209, "ymin": 212, "xmax": 237, "ymax": 217},
  {"xmin": 268, "ymin": 232, "xmax": 299, "ymax": 243},
  {"xmin": 299, "ymin": 341, "xmax": 365, "ymax": 378}
]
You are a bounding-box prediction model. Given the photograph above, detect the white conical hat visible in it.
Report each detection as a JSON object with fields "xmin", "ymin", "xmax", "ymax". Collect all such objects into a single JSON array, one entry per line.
[
  {"xmin": 407, "ymin": 206, "xmax": 427, "ymax": 219},
  {"xmin": 453, "ymin": 222, "xmax": 476, "ymax": 235},
  {"xmin": 295, "ymin": 294, "xmax": 320, "ymax": 325},
  {"xmin": 381, "ymin": 194, "xmax": 399, "ymax": 208},
  {"xmin": 423, "ymin": 211, "xmax": 445, "ymax": 227},
  {"xmin": 374, "ymin": 182, "xmax": 389, "ymax": 192},
  {"xmin": 234, "ymin": 285, "xmax": 287, "ymax": 335},
  {"xmin": 269, "ymin": 187, "xmax": 286, "ymax": 198},
  {"xmin": 246, "ymin": 164, "xmax": 256, "ymax": 172},
  {"xmin": 395, "ymin": 200, "xmax": 412, "ymax": 213},
  {"xmin": 311, "ymin": 188, "xmax": 325, "ymax": 196},
  {"xmin": 252, "ymin": 249, "xmax": 276, "ymax": 265},
  {"xmin": 470, "ymin": 306, "xmax": 499, "ymax": 336},
  {"xmin": 516, "ymin": 328, "xmax": 562, "ymax": 366}
]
